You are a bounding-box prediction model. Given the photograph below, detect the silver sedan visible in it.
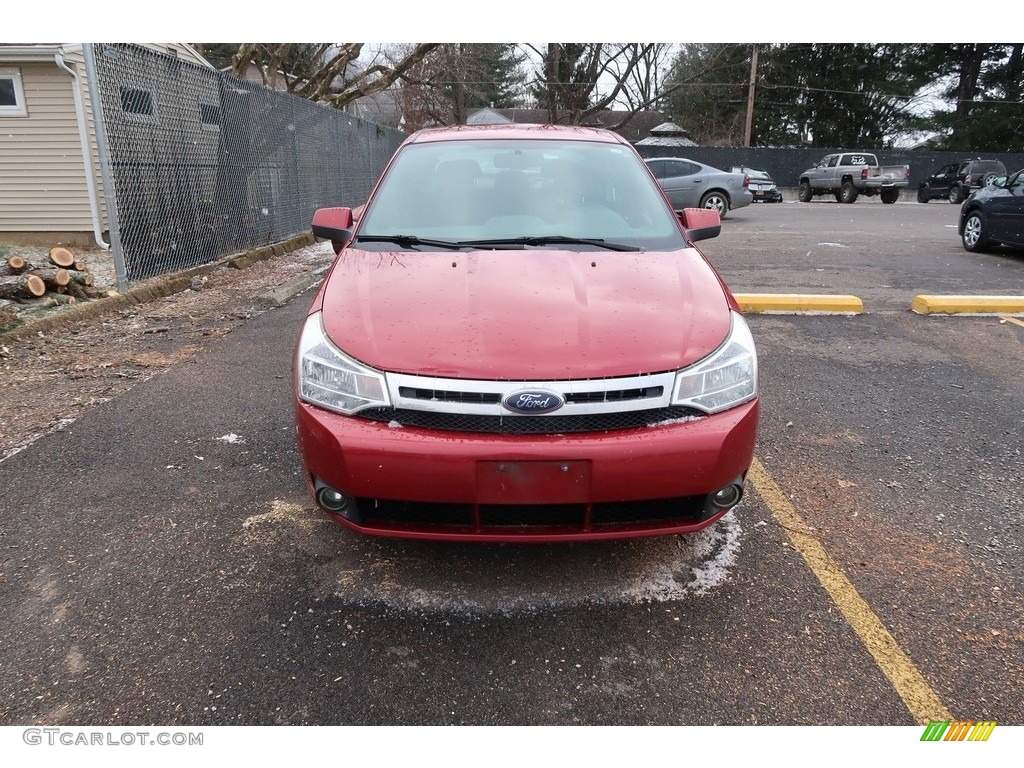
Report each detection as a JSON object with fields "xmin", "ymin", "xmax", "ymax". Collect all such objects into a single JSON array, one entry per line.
[{"xmin": 645, "ymin": 157, "xmax": 753, "ymax": 218}]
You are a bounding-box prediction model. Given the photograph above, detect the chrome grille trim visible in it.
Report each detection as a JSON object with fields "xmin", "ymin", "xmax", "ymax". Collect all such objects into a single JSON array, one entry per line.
[{"xmin": 382, "ymin": 370, "xmax": 678, "ymax": 416}]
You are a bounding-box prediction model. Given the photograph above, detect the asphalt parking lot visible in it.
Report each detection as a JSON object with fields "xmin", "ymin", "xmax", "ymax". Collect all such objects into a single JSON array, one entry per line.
[{"xmin": 0, "ymin": 198, "xmax": 1021, "ymax": 729}]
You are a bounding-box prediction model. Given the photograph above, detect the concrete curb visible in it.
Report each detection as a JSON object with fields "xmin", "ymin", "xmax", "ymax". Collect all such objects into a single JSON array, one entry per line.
[
  {"xmin": 255, "ymin": 272, "xmax": 323, "ymax": 308},
  {"xmin": 0, "ymin": 233, "xmax": 316, "ymax": 344},
  {"xmin": 911, "ymin": 295, "xmax": 1024, "ymax": 315},
  {"xmin": 734, "ymin": 293, "xmax": 864, "ymax": 314}
]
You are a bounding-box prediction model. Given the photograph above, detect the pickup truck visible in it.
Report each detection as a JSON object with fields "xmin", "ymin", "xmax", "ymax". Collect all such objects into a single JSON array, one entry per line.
[{"xmin": 798, "ymin": 152, "xmax": 911, "ymax": 204}]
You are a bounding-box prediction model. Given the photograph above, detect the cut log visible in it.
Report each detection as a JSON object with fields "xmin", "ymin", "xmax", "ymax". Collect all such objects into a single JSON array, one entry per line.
[
  {"xmin": 29, "ymin": 268, "xmax": 72, "ymax": 290},
  {"xmin": 82, "ymin": 285, "xmax": 115, "ymax": 300},
  {"xmin": 48, "ymin": 246, "xmax": 76, "ymax": 268},
  {"xmin": 50, "ymin": 292, "xmax": 77, "ymax": 305},
  {"xmin": 67, "ymin": 269, "xmax": 94, "ymax": 286},
  {"xmin": 66, "ymin": 281, "xmax": 91, "ymax": 301},
  {"xmin": 13, "ymin": 295, "xmax": 59, "ymax": 309},
  {"xmin": 1, "ymin": 256, "xmax": 29, "ymax": 277},
  {"xmin": 73, "ymin": 260, "xmax": 87, "ymax": 272},
  {"xmin": 0, "ymin": 274, "xmax": 47, "ymax": 299}
]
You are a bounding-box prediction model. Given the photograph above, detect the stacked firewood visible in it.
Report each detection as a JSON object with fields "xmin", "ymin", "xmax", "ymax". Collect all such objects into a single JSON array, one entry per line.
[{"xmin": 0, "ymin": 247, "xmax": 107, "ymax": 324}]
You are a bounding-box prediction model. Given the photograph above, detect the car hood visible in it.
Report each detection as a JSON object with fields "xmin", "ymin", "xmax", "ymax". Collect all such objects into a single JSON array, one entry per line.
[{"xmin": 318, "ymin": 248, "xmax": 732, "ymax": 380}]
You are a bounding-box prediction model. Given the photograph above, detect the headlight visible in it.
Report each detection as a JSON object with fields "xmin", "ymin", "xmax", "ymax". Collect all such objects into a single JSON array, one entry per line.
[
  {"xmin": 296, "ymin": 312, "xmax": 390, "ymax": 414},
  {"xmin": 672, "ymin": 311, "xmax": 757, "ymax": 413}
]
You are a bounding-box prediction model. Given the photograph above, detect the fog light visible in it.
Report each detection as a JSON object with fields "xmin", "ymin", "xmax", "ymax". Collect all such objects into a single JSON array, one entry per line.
[
  {"xmin": 316, "ymin": 485, "xmax": 350, "ymax": 513},
  {"xmin": 710, "ymin": 483, "xmax": 743, "ymax": 509}
]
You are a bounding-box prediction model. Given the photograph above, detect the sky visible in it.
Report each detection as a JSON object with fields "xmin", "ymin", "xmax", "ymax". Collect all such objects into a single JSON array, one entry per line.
[{"xmin": 2, "ymin": 2, "xmax": 997, "ymax": 45}]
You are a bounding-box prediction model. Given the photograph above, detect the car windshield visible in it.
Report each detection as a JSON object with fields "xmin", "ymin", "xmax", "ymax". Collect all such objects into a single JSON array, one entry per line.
[
  {"xmin": 746, "ymin": 169, "xmax": 771, "ymax": 181},
  {"xmin": 357, "ymin": 138, "xmax": 687, "ymax": 252}
]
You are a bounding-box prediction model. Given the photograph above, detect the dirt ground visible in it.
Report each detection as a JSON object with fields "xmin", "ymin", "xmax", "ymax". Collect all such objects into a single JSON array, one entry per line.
[{"xmin": 0, "ymin": 242, "xmax": 335, "ymax": 463}]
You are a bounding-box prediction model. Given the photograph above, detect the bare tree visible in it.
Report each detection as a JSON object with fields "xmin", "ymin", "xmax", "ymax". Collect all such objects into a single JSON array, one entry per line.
[
  {"xmin": 230, "ymin": 43, "xmax": 440, "ymax": 109},
  {"xmin": 396, "ymin": 44, "xmax": 529, "ymax": 130},
  {"xmin": 526, "ymin": 44, "xmax": 687, "ymax": 129},
  {"xmin": 604, "ymin": 44, "xmax": 676, "ymax": 112}
]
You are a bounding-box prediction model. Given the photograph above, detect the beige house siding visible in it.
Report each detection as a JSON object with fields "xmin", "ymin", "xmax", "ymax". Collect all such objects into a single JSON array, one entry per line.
[
  {"xmin": 145, "ymin": 44, "xmax": 212, "ymax": 67},
  {"xmin": 0, "ymin": 44, "xmax": 214, "ymax": 243},
  {"xmin": 63, "ymin": 48, "xmax": 108, "ymax": 235},
  {"xmin": 0, "ymin": 61, "xmax": 95, "ymax": 235}
]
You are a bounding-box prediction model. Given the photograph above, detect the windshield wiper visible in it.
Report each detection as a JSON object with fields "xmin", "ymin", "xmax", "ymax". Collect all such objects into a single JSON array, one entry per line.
[
  {"xmin": 355, "ymin": 234, "xmax": 464, "ymax": 250},
  {"xmin": 457, "ymin": 236, "xmax": 641, "ymax": 252}
]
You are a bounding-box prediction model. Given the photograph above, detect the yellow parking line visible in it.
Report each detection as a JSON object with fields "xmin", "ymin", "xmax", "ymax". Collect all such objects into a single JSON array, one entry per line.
[
  {"xmin": 747, "ymin": 458, "xmax": 952, "ymax": 724},
  {"xmin": 735, "ymin": 294, "xmax": 864, "ymax": 314},
  {"xmin": 999, "ymin": 315, "xmax": 1024, "ymax": 329},
  {"xmin": 912, "ymin": 295, "xmax": 1024, "ymax": 315}
]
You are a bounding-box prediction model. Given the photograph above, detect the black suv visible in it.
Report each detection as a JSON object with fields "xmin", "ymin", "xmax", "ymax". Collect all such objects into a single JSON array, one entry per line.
[{"xmin": 917, "ymin": 159, "xmax": 1006, "ymax": 204}]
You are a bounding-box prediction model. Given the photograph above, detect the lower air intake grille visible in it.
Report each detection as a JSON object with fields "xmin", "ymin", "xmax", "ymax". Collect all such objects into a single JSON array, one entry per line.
[
  {"xmin": 355, "ymin": 496, "xmax": 710, "ymax": 529},
  {"xmin": 356, "ymin": 406, "xmax": 704, "ymax": 434}
]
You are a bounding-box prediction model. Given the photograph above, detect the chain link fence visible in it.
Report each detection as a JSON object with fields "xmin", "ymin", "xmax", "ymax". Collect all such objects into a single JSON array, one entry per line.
[{"xmin": 84, "ymin": 44, "xmax": 404, "ymax": 283}]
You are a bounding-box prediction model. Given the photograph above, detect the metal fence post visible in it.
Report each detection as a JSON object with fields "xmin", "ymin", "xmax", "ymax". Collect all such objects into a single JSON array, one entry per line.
[{"xmin": 82, "ymin": 44, "xmax": 128, "ymax": 291}]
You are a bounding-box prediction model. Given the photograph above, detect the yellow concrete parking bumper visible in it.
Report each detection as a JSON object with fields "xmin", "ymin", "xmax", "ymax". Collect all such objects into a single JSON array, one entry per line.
[
  {"xmin": 734, "ymin": 294, "xmax": 864, "ymax": 314},
  {"xmin": 911, "ymin": 295, "xmax": 1024, "ymax": 315}
]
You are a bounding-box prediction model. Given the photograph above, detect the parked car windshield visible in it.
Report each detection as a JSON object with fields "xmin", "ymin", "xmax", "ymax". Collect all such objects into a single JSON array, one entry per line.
[{"xmin": 357, "ymin": 139, "xmax": 687, "ymax": 251}]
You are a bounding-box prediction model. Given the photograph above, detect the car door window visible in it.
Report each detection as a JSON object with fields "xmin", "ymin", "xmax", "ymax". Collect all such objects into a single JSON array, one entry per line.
[
  {"xmin": 665, "ymin": 160, "xmax": 699, "ymax": 177},
  {"xmin": 841, "ymin": 154, "xmax": 872, "ymax": 166},
  {"xmin": 826, "ymin": 156, "xmax": 839, "ymax": 168},
  {"xmin": 646, "ymin": 159, "xmax": 665, "ymax": 179}
]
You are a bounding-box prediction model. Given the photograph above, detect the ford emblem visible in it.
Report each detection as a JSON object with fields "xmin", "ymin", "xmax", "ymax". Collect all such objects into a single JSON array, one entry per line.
[{"xmin": 502, "ymin": 389, "xmax": 565, "ymax": 415}]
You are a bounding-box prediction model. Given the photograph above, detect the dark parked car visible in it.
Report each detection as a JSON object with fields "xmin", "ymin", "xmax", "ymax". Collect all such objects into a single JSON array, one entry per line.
[
  {"xmin": 919, "ymin": 158, "xmax": 1006, "ymax": 204},
  {"xmin": 732, "ymin": 166, "xmax": 783, "ymax": 203},
  {"xmin": 645, "ymin": 158, "xmax": 752, "ymax": 218},
  {"xmin": 959, "ymin": 168, "xmax": 1024, "ymax": 252}
]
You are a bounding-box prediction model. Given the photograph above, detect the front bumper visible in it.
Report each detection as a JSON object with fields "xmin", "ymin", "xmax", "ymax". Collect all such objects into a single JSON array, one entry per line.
[{"xmin": 295, "ymin": 398, "xmax": 759, "ymax": 542}]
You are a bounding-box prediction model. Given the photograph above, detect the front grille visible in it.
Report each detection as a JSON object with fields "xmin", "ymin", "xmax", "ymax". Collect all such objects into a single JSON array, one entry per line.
[
  {"xmin": 354, "ymin": 496, "xmax": 710, "ymax": 529},
  {"xmin": 398, "ymin": 385, "xmax": 662, "ymax": 405},
  {"xmin": 565, "ymin": 386, "xmax": 663, "ymax": 404},
  {"xmin": 357, "ymin": 406, "xmax": 704, "ymax": 434},
  {"xmin": 398, "ymin": 387, "xmax": 501, "ymax": 405}
]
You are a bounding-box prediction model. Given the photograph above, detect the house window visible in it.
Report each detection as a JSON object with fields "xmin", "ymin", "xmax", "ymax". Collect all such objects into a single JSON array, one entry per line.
[
  {"xmin": 0, "ymin": 67, "xmax": 28, "ymax": 117},
  {"xmin": 119, "ymin": 84, "xmax": 158, "ymax": 120},
  {"xmin": 199, "ymin": 102, "xmax": 221, "ymax": 131}
]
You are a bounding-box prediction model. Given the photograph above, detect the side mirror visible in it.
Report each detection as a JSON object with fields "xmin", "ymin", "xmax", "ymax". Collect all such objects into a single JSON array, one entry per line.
[
  {"xmin": 312, "ymin": 207, "xmax": 354, "ymax": 252},
  {"xmin": 679, "ymin": 207, "xmax": 721, "ymax": 242}
]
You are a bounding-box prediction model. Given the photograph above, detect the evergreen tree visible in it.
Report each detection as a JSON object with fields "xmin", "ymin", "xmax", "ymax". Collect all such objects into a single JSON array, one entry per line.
[
  {"xmin": 753, "ymin": 44, "xmax": 934, "ymax": 147},
  {"xmin": 661, "ymin": 44, "xmax": 752, "ymax": 145},
  {"xmin": 923, "ymin": 43, "xmax": 1024, "ymax": 151}
]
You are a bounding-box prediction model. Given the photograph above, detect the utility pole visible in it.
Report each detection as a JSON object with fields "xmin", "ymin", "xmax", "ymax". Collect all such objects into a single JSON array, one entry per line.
[{"xmin": 744, "ymin": 44, "xmax": 758, "ymax": 147}]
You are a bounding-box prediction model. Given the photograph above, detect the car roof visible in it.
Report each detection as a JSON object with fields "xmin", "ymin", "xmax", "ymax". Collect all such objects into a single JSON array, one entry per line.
[
  {"xmin": 645, "ymin": 157, "xmax": 712, "ymax": 167},
  {"xmin": 403, "ymin": 123, "xmax": 631, "ymax": 147},
  {"xmin": 646, "ymin": 157, "xmax": 726, "ymax": 171}
]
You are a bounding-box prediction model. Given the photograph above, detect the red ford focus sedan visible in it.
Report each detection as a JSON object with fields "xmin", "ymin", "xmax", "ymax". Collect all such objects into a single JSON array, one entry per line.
[{"xmin": 294, "ymin": 124, "xmax": 759, "ymax": 542}]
